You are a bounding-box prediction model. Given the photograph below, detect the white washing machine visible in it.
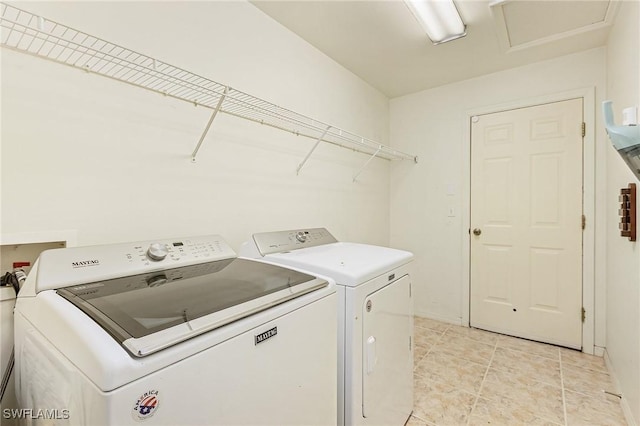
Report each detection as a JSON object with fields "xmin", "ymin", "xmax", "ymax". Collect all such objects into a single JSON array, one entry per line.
[
  {"xmin": 240, "ymin": 228, "xmax": 414, "ymax": 426},
  {"xmin": 13, "ymin": 235, "xmax": 337, "ymax": 425},
  {"xmin": 1, "ymin": 285, "xmax": 18, "ymax": 425}
]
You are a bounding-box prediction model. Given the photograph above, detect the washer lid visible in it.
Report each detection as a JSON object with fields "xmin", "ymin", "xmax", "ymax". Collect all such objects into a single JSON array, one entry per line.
[
  {"xmin": 266, "ymin": 242, "xmax": 413, "ymax": 287},
  {"xmin": 57, "ymin": 258, "xmax": 327, "ymax": 357}
]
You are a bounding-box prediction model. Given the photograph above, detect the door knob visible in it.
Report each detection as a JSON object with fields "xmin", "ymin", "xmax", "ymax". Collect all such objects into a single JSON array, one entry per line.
[{"xmin": 473, "ymin": 228, "xmax": 482, "ymax": 236}]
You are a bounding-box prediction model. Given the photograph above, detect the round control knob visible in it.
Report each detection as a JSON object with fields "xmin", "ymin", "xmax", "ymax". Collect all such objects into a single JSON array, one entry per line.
[
  {"xmin": 295, "ymin": 231, "xmax": 307, "ymax": 243},
  {"xmin": 147, "ymin": 243, "xmax": 169, "ymax": 261}
]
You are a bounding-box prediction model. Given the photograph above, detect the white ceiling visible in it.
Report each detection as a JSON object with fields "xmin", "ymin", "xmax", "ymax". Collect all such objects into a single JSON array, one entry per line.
[{"xmin": 251, "ymin": 0, "xmax": 618, "ymax": 98}]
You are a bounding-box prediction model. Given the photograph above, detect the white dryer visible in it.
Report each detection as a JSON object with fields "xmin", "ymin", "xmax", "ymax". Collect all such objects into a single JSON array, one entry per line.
[
  {"xmin": 240, "ymin": 228, "xmax": 414, "ymax": 426},
  {"xmin": 13, "ymin": 235, "xmax": 337, "ymax": 425}
]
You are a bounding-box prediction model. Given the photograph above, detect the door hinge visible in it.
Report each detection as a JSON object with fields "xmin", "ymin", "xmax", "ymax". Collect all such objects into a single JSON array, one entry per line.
[
  {"xmin": 582, "ymin": 307, "xmax": 586, "ymax": 323},
  {"xmin": 409, "ymin": 282, "xmax": 412, "ymax": 298},
  {"xmin": 582, "ymin": 122, "xmax": 586, "ymax": 137},
  {"xmin": 582, "ymin": 215, "xmax": 586, "ymax": 230},
  {"xmin": 409, "ymin": 335, "xmax": 412, "ymax": 351}
]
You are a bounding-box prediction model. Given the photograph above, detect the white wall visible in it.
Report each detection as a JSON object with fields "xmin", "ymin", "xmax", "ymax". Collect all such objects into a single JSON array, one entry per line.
[
  {"xmin": 389, "ymin": 48, "xmax": 607, "ymax": 343},
  {"xmin": 0, "ymin": 1, "xmax": 395, "ymax": 251},
  {"xmin": 604, "ymin": 0, "xmax": 640, "ymax": 423}
]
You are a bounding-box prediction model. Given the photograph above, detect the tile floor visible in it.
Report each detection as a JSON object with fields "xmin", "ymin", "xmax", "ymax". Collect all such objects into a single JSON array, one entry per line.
[{"xmin": 408, "ymin": 317, "xmax": 628, "ymax": 426}]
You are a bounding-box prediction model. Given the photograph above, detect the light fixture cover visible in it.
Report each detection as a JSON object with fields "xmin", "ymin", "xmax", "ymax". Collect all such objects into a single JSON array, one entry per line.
[{"xmin": 404, "ymin": 0, "xmax": 466, "ymax": 44}]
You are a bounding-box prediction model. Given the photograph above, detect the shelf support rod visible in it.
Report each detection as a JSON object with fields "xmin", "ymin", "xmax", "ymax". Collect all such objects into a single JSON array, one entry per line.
[
  {"xmin": 352, "ymin": 146, "xmax": 382, "ymax": 183},
  {"xmin": 296, "ymin": 125, "xmax": 331, "ymax": 175},
  {"xmin": 191, "ymin": 86, "xmax": 229, "ymax": 162}
]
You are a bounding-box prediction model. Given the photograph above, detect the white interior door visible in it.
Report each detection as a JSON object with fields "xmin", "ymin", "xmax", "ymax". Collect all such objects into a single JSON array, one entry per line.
[{"xmin": 470, "ymin": 98, "xmax": 583, "ymax": 349}]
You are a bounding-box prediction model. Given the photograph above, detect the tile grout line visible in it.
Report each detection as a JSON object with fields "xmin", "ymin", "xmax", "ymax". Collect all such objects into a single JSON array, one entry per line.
[
  {"xmin": 559, "ymin": 350, "xmax": 569, "ymax": 426},
  {"xmin": 465, "ymin": 336, "xmax": 498, "ymax": 426},
  {"xmin": 425, "ymin": 325, "xmax": 448, "ymax": 356},
  {"xmin": 413, "ymin": 324, "xmax": 448, "ymax": 367}
]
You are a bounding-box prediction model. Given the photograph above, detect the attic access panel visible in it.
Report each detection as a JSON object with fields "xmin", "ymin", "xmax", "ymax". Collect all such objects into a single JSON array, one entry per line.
[{"xmin": 490, "ymin": 0, "xmax": 618, "ymax": 52}]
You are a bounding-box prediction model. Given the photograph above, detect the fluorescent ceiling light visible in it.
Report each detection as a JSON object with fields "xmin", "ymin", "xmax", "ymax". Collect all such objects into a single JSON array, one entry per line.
[{"xmin": 404, "ymin": 0, "xmax": 466, "ymax": 45}]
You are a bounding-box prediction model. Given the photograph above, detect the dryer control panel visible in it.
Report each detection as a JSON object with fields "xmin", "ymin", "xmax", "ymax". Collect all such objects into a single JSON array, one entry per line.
[
  {"xmin": 252, "ymin": 228, "xmax": 338, "ymax": 256},
  {"xmin": 31, "ymin": 235, "xmax": 236, "ymax": 293}
]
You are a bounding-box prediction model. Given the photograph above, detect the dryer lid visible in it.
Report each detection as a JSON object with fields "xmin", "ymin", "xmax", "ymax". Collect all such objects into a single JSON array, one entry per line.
[
  {"xmin": 57, "ymin": 258, "xmax": 327, "ymax": 357},
  {"xmin": 266, "ymin": 242, "xmax": 413, "ymax": 287}
]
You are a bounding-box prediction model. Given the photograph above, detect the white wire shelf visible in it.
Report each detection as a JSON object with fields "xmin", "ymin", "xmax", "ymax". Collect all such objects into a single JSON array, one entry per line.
[{"xmin": 0, "ymin": 3, "xmax": 418, "ymax": 171}]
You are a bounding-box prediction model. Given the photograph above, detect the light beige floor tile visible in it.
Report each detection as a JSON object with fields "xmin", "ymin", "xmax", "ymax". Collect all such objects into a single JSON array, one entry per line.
[
  {"xmin": 414, "ymin": 316, "xmax": 450, "ymax": 333},
  {"xmin": 565, "ymin": 389, "xmax": 627, "ymax": 426},
  {"xmin": 414, "ymin": 373, "xmax": 429, "ymax": 389},
  {"xmin": 491, "ymin": 347, "xmax": 561, "ymax": 385},
  {"xmin": 562, "ymin": 364, "xmax": 616, "ymax": 398},
  {"xmin": 414, "ymin": 327, "xmax": 443, "ymax": 347},
  {"xmin": 430, "ymin": 334, "xmax": 495, "ymax": 366},
  {"xmin": 468, "ymin": 397, "xmax": 563, "ymax": 426},
  {"xmin": 414, "ymin": 350, "xmax": 487, "ymax": 393},
  {"xmin": 444, "ymin": 325, "xmax": 499, "ymax": 346},
  {"xmin": 481, "ymin": 368, "xmax": 564, "ymax": 424},
  {"xmin": 496, "ymin": 334, "xmax": 560, "ymax": 360},
  {"xmin": 483, "ymin": 363, "xmax": 562, "ymax": 390},
  {"xmin": 483, "ymin": 365, "xmax": 560, "ymax": 392},
  {"xmin": 414, "ymin": 344, "xmax": 431, "ymax": 367},
  {"xmin": 413, "ymin": 377, "xmax": 476, "ymax": 425},
  {"xmin": 410, "ymin": 320, "xmax": 628, "ymax": 425},
  {"xmin": 561, "ymin": 347, "xmax": 608, "ymax": 373}
]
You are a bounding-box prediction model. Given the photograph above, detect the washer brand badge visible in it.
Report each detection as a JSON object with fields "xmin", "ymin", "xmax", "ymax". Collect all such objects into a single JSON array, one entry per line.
[
  {"xmin": 255, "ymin": 326, "xmax": 277, "ymax": 345},
  {"xmin": 132, "ymin": 390, "xmax": 160, "ymax": 421},
  {"xmin": 71, "ymin": 259, "xmax": 100, "ymax": 268}
]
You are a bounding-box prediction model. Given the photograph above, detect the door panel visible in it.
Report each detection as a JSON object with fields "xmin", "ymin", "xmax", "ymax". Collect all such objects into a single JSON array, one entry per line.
[
  {"xmin": 484, "ymin": 158, "xmax": 513, "ymax": 224},
  {"xmin": 530, "ymin": 247, "xmax": 561, "ymax": 310},
  {"xmin": 531, "ymin": 154, "xmax": 562, "ymax": 224},
  {"xmin": 470, "ymin": 98, "xmax": 583, "ymax": 349},
  {"xmin": 485, "ymin": 245, "xmax": 513, "ymax": 303}
]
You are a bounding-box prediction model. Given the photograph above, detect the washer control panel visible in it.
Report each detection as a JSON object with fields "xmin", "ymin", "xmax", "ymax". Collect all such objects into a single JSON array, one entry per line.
[
  {"xmin": 252, "ymin": 228, "xmax": 338, "ymax": 256},
  {"xmin": 127, "ymin": 238, "xmax": 228, "ymax": 267},
  {"xmin": 34, "ymin": 235, "xmax": 236, "ymax": 293},
  {"xmin": 147, "ymin": 242, "xmax": 169, "ymax": 261}
]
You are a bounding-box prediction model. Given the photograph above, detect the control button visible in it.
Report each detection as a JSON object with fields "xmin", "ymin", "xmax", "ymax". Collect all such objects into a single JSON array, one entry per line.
[
  {"xmin": 147, "ymin": 243, "xmax": 169, "ymax": 261},
  {"xmin": 147, "ymin": 274, "xmax": 168, "ymax": 287},
  {"xmin": 295, "ymin": 231, "xmax": 307, "ymax": 243}
]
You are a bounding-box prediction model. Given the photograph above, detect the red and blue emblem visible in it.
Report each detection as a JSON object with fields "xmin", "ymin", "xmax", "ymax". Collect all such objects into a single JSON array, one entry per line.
[{"xmin": 132, "ymin": 390, "xmax": 160, "ymax": 421}]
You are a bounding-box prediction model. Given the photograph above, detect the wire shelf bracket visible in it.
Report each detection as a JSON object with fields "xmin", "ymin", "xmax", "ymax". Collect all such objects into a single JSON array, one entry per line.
[
  {"xmin": 191, "ymin": 86, "xmax": 228, "ymax": 162},
  {"xmin": 0, "ymin": 2, "xmax": 418, "ymax": 177},
  {"xmin": 353, "ymin": 146, "xmax": 382, "ymax": 183},
  {"xmin": 296, "ymin": 125, "xmax": 331, "ymax": 175}
]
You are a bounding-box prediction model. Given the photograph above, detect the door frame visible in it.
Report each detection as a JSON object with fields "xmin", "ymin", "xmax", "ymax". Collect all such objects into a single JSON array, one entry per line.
[{"xmin": 461, "ymin": 87, "xmax": 599, "ymax": 355}]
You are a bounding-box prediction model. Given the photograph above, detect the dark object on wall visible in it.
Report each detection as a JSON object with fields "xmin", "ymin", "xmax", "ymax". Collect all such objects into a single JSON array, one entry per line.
[{"xmin": 619, "ymin": 183, "xmax": 636, "ymax": 241}]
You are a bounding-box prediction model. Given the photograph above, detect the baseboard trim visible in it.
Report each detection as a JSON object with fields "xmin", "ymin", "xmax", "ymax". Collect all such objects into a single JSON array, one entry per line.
[
  {"xmin": 604, "ymin": 349, "xmax": 638, "ymax": 426},
  {"xmin": 593, "ymin": 345, "xmax": 605, "ymax": 357},
  {"xmin": 414, "ymin": 310, "xmax": 464, "ymax": 326}
]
